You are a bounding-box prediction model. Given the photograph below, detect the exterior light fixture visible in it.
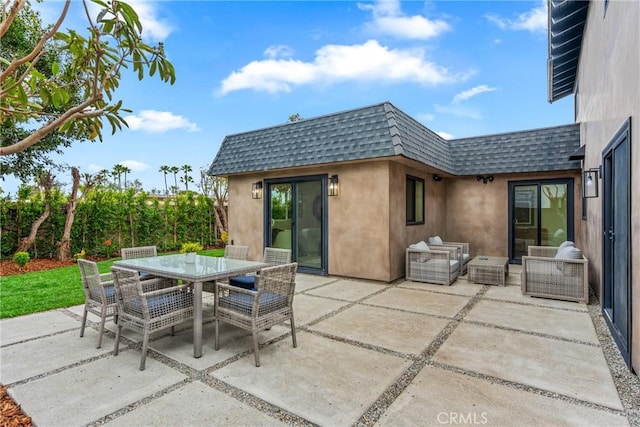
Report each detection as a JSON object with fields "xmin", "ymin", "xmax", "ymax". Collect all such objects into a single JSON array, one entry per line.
[
  {"xmin": 252, "ymin": 181, "xmax": 263, "ymax": 199},
  {"xmin": 328, "ymin": 175, "xmax": 339, "ymax": 196},
  {"xmin": 583, "ymin": 168, "xmax": 599, "ymax": 198},
  {"xmin": 433, "ymin": 175, "xmax": 443, "ymax": 182},
  {"xmin": 476, "ymin": 175, "xmax": 494, "ymax": 184}
]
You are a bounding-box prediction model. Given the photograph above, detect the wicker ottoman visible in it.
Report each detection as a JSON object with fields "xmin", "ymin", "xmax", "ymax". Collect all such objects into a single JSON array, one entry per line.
[{"xmin": 468, "ymin": 256, "xmax": 509, "ymax": 286}]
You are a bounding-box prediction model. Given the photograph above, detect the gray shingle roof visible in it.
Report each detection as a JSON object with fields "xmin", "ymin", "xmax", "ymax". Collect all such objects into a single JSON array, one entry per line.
[
  {"xmin": 449, "ymin": 123, "xmax": 582, "ymax": 175},
  {"xmin": 208, "ymin": 102, "xmax": 581, "ymax": 177}
]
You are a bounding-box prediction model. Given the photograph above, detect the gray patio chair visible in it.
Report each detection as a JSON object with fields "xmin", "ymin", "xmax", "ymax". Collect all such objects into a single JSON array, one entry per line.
[
  {"xmin": 214, "ymin": 262, "xmax": 298, "ymax": 367},
  {"xmin": 406, "ymin": 242, "xmax": 460, "ymax": 285},
  {"xmin": 111, "ymin": 266, "xmax": 194, "ymax": 370},
  {"xmin": 121, "ymin": 245, "xmax": 157, "ymax": 259},
  {"xmin": 521, "ymin": 244, "xmax": 588, "ymax": 303},
  {"xmin": 224, "ymin": 245, "xmax": 249, "ymax": 260},
  {"xmin": 228, "ymin": 247, "xmax": 291, "ymax": 290},
  {"xmin": 428, "ymin": 236, "xmax": 471, "ymax": 275},
  {"xmin": 78, "ymin": 259, "xmax": 117, "ymax": 349}
]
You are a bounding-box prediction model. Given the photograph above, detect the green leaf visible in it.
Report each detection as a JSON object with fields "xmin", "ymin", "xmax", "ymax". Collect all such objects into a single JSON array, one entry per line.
[
  {"xmin": 17, "ymin": 85, "xmax": 28, "ymax": 105},
  {"xmin": 52, "ymin": 62, "xmax": 60, "ymax": 76}
]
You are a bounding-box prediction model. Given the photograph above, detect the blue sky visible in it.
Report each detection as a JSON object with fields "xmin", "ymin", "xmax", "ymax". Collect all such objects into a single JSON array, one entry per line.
[{"xmin": 3, "ymin": 0, "xmax": 574, "ymax": 195}]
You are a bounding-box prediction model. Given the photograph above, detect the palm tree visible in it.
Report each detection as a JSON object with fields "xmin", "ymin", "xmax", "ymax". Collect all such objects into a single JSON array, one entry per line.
[
  {"xmin": 180, "ymin": 164, "xmax": 193, "ymax": 191},
  {"xmin": 170, "ymin": 166, "xmax": 180, "ymax": 193},
  {"xmin": 112, "ymin": 164, "xmax": 127, "ymax": 189},
  {"xmin": 122, "ymin": 165, "xmax": 132, "ymax": 189},
  {"xmin": 159, "ymin": 165, "xmax": 170, "ymax": 194}
]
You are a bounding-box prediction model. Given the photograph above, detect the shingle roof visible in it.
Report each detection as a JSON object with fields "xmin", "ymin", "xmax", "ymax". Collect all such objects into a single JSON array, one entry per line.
[
  {"xmin": 449, "ymin": 123, "xmax": 582, "ymax": 175},
  {"xmin": 208, "ymin": 102, "xmax": 581, "ymax": 177}
]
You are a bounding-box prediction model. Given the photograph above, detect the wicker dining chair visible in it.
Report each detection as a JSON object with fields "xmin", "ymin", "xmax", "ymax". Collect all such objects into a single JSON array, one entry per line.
[
  {"xmin": 228, "ymin": 247, "xmax": 292, "ymax": 290},
  {"xmin": 121, "ymin": 245, "xmax": 157, "ymax": 260},
  {"xmin": 78, "ymin": 259, "xmax": 118, "ymax": 349},
  {"xmin": 224, "ymin": 245, "xmax": 249, "ymax": 260},
  {"xmin": 111, "ymin": 266, "xmax": 194, "ymax": 370},
  {"xmin": 215, "ymin": 262, "xmax": 298, "ymax": 367}
]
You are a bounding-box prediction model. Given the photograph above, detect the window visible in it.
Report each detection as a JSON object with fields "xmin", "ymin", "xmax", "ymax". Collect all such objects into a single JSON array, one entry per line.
[{"xmin": 406, "ymin": 175, "xmax": 424, "ymax": 224}]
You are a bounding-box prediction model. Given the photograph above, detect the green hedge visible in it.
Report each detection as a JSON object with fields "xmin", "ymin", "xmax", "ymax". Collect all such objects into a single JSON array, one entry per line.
[{"xmin": 0, "ymin": 188, "xmax": 221, "ymax": 260}]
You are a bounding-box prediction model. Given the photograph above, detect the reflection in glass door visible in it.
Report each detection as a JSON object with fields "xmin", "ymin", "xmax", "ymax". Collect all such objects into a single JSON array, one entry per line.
[
  {"xmin": 509, "ymin": 179, "xmax": 574, "ymax": 263},
  {"xmin": 266, "ymin": 176, "xmax": 326, "ymax": 273}
]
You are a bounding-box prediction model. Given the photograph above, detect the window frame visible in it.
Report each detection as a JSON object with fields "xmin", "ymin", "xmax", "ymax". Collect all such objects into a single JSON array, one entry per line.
[{"xmin": 406, "ymin": 175, "xmax": 425, "ymax": 225}]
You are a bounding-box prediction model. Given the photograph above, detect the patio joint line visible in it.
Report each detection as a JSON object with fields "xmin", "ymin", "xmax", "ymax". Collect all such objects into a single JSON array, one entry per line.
[
  {"xmin": 480, "ymin": 296, "xmax": 589, "ymax": 313},
  {"xmin": 428, "ymin": 360, "xmax": 629, "ymax": 417},
  {"xmin": 353, "ymin": 284, "xmax": 489, "ymax": 426},
  {"xmin": 86, "ymin": 377, "xmax": 194, "ymax": 427},
  {"xmin": 201, "ymin": 375, "xmax": 318, "ymax": 427},
  {"xmin": 461, "ymin": 319, "xmax": 601, "ymax": 347},
  {"xmin": 0, "ymin": 327, "xmax": 80, "ymax": 348},
  {"xmin": 359, "ymin": 301, "xmax": 456, "ymax": 321}
]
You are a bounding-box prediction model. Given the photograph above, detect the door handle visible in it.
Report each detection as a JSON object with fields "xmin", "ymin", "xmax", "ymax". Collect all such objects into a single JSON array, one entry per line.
[{"xmin": 608, "ymin": 229, "xmax": 615, "ymax": 240}]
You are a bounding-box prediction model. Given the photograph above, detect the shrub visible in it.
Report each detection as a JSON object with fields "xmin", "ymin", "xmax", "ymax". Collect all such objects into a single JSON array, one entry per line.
[
  {"xmin": 221, "ymin": 231, "xmax": 229, "ymax": 245},
  {"xmin": 13, "ymin": 252, "xmax": 30, "ymax": 268},
  {"xmin": 73, "ymin": 249, "xmax": 86, "ymax": 260},
  {"xmin": 180, "ymin": 242, "xmax": 203, "ymax": 253}
]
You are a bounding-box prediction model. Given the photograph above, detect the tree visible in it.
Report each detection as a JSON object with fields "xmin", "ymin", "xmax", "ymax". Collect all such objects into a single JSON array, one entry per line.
[
  {"xmin": 288, "ymin": 113, "xmax": 303, "ymax": 122},
  {"xmin": 159, "ymin": 165, "xmax": 170, "ymax": 195},
  {"xmin": 0, "ymin": 0, "xmax": 176, "ymax": 156},
  {"xmin": 122, "ymin": 165, "xmax": 132, "ymax": 189},
  {"xmin": 0, "ymin": 3, "xmax": 80, "ymax": 183},
  {"xmin": 17, "ymin": 171, "xmax": 56, "ymax": 253},
  {"xmin": 57, "ymin": 167, "xmax": 87, "ymax": 261},
  {"xmin": 170, "ymin": 166, "xmax": 179, "ymax": 193},
  {"xmin": 180, "ymin": 164, "xmax": 192, "ymax": 191}
]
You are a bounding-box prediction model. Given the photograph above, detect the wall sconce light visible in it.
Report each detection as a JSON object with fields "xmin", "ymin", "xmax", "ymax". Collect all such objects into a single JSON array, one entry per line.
[
  {"xmin": 251, "ymin": 181, "xmax": 263, "ymax": 199},
  {"xmin": 583, "ymin": 168, "xmax": 599, "ymax": 198},
  {"xmin": 328, "ymin": 175, "xmax": 339, "ymax": 196},
  {"xmin": 433, "ymin": 175, "xmax": 443, "ymax": 182},
  {"xmin": 476, "ymin": 175, "xmax": 494, "ymax": 184}
]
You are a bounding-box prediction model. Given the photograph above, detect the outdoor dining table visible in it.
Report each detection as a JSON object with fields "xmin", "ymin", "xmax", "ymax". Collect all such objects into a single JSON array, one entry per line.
[{"xmin": 113, "ymin": 254, "xmax": 267, "ymax": 358}]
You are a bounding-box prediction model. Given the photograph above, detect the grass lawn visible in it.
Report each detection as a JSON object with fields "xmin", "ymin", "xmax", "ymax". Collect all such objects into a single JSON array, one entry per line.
[{"xmin": 0, "ymin": 249, "xmax": 224, "ymax": 319}]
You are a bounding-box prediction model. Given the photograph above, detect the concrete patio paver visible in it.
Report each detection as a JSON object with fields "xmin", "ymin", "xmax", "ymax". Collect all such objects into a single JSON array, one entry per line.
[
  {"xmin": 0, "ymin": 310, "xmax": 79, "ymax": 345},
  {"xmin": 365, "ymin": 287, "xmax": 471, "ymax": 318},
  {"xmin": 465, "ymin": 298, "xmax": 599, "ymax": 343},
  {"xmin": 211, "ymin": 331, "xmax": 412, "ymax": 426},
  {"xmin": 309, "ymin": 304, "xmax": 449, "ymax": 355},
  {"xmin": 1, "ymin": 328, "xmax": 114, "ymax": 384},
  {"xmin": 9, "ymin": 350, "xmax": 187, "ymax": 427},
  {"xmin": 104, "ymin": 381, "xmax": 286, "ymax": 427},
  {"xmin": 305, "ymin": 279, "xmax": 387, "ymax": 301},
  {"xmin": 1, "ymin": 273, "xmax": 636, "ymax": 426},
  {"xmin": 484, "ymin": 284, "xmax": 589, "ymax": 311},
  {"xmin": 433, "ymin": 322, "xmax": 624, "ymax": 410},
  {"xmin": 377, "ymin": 365, "xmax": 629, "ymax": 427}
]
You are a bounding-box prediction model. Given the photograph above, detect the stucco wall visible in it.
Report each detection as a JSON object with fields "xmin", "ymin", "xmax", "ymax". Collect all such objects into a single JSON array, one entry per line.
[
  {"xmin": 445, "ymin": 172, "xmax": 582, "ymax": 258},
  {"xmin": 575, "ymin": 1, "xmax": 639, "ymax": 372}
]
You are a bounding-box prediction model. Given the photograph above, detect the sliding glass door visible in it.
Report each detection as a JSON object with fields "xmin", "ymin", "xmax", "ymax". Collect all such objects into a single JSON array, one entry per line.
[
  {"xmin": 265, "ymin": 176, "xmax": 327, "ymax": 274},
  {"xmin": 509, "ymin": 179, "xmax": 574, "ymax": 262}
]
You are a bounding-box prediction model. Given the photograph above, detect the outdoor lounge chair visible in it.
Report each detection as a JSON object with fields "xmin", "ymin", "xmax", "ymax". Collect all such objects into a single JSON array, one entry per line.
[
  {"xmin": 78, "ymin": 259, "xmax": 117, "ymax": 349},
  {"xmin": 521, "ymin": 244, "xmax": 588, "ymax": 303},
  {"xmin": 111, "ymin": 266, "xmax": 194, "ymax": 370},
  {"xmin": 228, "ymin": 247, "xmax": 291, "ymax": 290},
  {"xmin": 428, "ymin": 236, "xmax": 471, "ymax": 275},
  {"xmin": 406, "ymin": 241, "xmax": 460, "ymax": 285},
  {"xmin": 214, "ymin": 262, "xmax": 298, "ymax": 367}
]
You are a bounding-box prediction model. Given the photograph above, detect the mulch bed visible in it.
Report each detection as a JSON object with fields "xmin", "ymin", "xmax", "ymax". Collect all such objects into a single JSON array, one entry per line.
[
  {"xmin": 0, "ymin": 257, "xmax": 99, "ymax": 277},
  {"xmin": 1, "ymin": 386, "xmax": 32, "ymax": 427}
]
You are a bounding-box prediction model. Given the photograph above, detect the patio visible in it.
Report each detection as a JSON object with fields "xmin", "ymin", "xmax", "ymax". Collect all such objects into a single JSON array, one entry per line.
[{"xmin": 1, "ymin": 266, "xmax": 638, "ymax": 426}]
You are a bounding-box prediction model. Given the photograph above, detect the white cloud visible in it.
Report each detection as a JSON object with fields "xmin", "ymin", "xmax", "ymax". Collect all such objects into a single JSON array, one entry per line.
[
  {"xmin": 434, "ymin": 104, "xmax": 482, "ymax": 120},
  {"xmin": 264, "ymin": 45, "xmax": 295, "ymax": 59},
  {"xmin": 124, "ymin": 110, "xmax": 200, "ymax": 133},
  {"xmin": 436, "ymin": 131, "xmax": 454, "ymax": 140},
  {"xmin": 486, "ymin": 1, "xmax": 547, "ymax": 33},
  {"xmin": 218, "ymin": 40, "xmax": 465, "ymax": 95},
  {"xmin": 416, "ymin": 113, "xmax": 436, "ymax": 122},
  {"xmin": 452, "ymin": 85, "xmax": 497, "ymax": 103},
  {"xmin": 87, "ymin": 164, "xmax": 104, "ymax": 173},
  {"xmin": 124, "ymin": 1, "xmax": 173, "ymax": 41},
  {"xmin": 120, "ymin": 160, "xmax": 149, "ymax": 172},
  {"xmin": 358, "ymin": 0, "xmax": 450, "ymax": 39}
]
